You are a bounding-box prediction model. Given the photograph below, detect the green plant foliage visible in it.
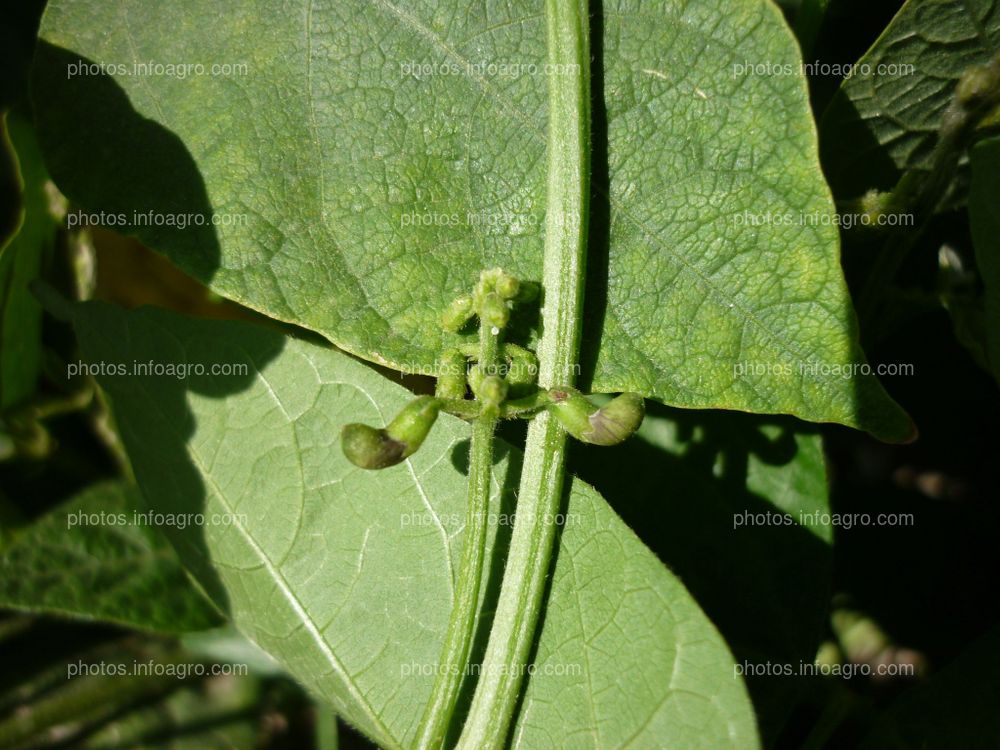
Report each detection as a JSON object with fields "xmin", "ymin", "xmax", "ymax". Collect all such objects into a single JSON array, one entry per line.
[
  {"xmin": 66, "ymin": 300, "xmax": 758, "ymax": 749},
  {"xmin": 0, "ymin": 481, "xmax": 221, "ymax": 633},
  {"xmin": 79, "ymin": 679, "xmax": 264, "ymax": 750},
  {"xmin": 820, "ymin": 0, "xmax": 1000, "ymax": 197},
  {"xmin": 569, "ymin": 406, "xmax": 832, "ymax": 739},
  {"xmin": 8, "ymin": 1, "xmax": 997, "ymax": 747},
  {"xmin": 31, "ymin": 0, "xmax": 909, "ymax": 440}
]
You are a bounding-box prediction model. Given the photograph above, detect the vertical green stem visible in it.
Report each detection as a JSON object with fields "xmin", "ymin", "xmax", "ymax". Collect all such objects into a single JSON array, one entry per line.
[
  {"xmin": 456, "ymin": 1, "xmax": 591, "ymax": 747},
  {"xmin": 315, "ymin": 708, "xmax": 340, "ymax": 750},
  {"xmin": 416, "ymin": 313, "xmax": 500, "ymax": 749}
]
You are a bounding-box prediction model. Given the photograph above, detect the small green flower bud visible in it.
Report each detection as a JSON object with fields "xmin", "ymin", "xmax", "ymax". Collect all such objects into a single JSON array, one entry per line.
[
  {"xmin": 341, "ymin": 396, "xmax": 441, "ymax": 470},
  {"xmin": 858, "ymin": 189, "xmax": 893, "ymax": 227},
  {"xmin": 546, "ymin": 387, "xmax": 597, "ymax": 441},
  {"xmin": 442, "ymin": 294, "xmax": 474, "ymax": 332},
  {"xmin": 479, "ymin": 292, "xmax": 510, "ymax": 329},
  {"xmin": 480, "ymin": 269, "xmax": 536, "ymax": 302},
  {"xmin": 547, "ymin": 388, "xmax": 644, "ymax": 446},
  {"xmin": 473, "ymin": 269, "xmax": 499, "ymax": 302},
  {"xmin": 477, "ymin": 375, "xmax": 508, "ymax": 418},
  {"xmin": 435, "ymin": 349, "xmax": 468, "ymax": 400},
  {"xmin": 385, "ymin": 396, "xmax": 441, "ymax": 452},
  {"xmin": 467, "ymin": 363, "xmax": 485, "ymax": 397},
  {"xmin": 494, "ymin": 272, "xmax": 520, "ymax": 300},
  {"xmin": 477, "ymin": 267, "xmax": 503, "ymax": 286},
  {"xmin": 502, "ymin": 343, "xmax": 539, "ymax": 395}
]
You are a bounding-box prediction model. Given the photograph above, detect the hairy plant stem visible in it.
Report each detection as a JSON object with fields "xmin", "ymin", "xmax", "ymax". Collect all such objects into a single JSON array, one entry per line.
[
  {"xmin": 456, "ymin": 0, "xmax": 591, "ymax": 747},
  {"xmin": 439, "ymin": 391, "xmax": 550, "ymax": 421},
  {"xmin": 416, "ymin": 314, "xmax": 501, "ymax": 749}
]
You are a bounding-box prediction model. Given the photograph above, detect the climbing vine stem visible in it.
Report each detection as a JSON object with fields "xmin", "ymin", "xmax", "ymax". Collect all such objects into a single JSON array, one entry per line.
[
  {"xmin": 456, "ymin": 0, "xmax": 591, "ymax": 746},
  {"xmin": 416, "ymin": 272, "xmax": 506, "ymax": 749}
]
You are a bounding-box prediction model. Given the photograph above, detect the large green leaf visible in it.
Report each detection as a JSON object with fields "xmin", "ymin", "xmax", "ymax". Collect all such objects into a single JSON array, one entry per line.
[
  {"xmin": 969, "ymin": 135, "xmax": 1000, "ymax": 385},
  {"xmin": 820, "ymin": 0, "xmax": 1000, "ymax": 198},
  {"xmin": 67, "ymin": 300, "xmax": 758, "ymax": 749},
  {"xmin": 0, "ymin": 480, "xmax": 221, "ymax": 633},
  {"xmin": 31, "ymin": 0, "xmax": 909, "ymax": 440},
  {"xmin": 573, "ymin": 408, "xmax": 831, "ymax": 655},
  {"xmin": 512, "ymin": 471, "xmax": 758, "ymax": 749},
  {"xmin": 0, "ymin": 112, "xmax": 54, "ymax": 410},
  {"xmin": 569, "ymin": 407, "xmax": 832, "ymax": 743}
]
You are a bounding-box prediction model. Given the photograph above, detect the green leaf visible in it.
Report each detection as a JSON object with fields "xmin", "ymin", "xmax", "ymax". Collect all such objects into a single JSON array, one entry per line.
[
  {"xmin": 569, "ymin": 408, "xmax": 832, "ymax": 742},
  {"xmin": 969, "ymin": 135, "xmax": 1000, "ymax": 385},
  {"xmin": 511, "ymin": 481, "xmax": 759, "ymax": 749},
  {"xmin": 0, "ymin": 480, "xmax": 222, "ymax": 633},
  {"xmin": 0, "ymin": 111, "xmax": 55, "ymax": 410},
  {"xmin": 820, "ymin": 0, "xmax": 1000, "ymax": 198},
  {"xmin": 579, "ymin": 409, "xmax": 832, "ymax": 645},
  {"xmin": 31, "ymin": 0, "xmax": 909, "ymax": 440},
  {"xmin": 67, "ymin": 300, "xmax": 758, "ymax": 749}
]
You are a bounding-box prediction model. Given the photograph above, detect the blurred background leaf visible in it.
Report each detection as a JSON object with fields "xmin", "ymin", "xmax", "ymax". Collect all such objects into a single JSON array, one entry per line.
[
  {"xmin": 0, "ymin": 481, "xmax": 221, "ymax": 633},
  {"xmin": 820, "ymin": 0, "xmax": 1000, "ymax": 200}
]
